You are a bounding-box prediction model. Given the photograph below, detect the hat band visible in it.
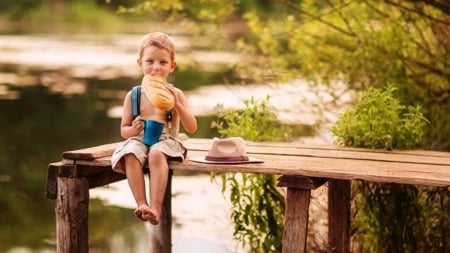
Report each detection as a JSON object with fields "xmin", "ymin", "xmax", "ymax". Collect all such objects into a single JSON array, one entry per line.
[{"xmin": 205, "ymin": 155, "xmax": 249, "ymax": 162}]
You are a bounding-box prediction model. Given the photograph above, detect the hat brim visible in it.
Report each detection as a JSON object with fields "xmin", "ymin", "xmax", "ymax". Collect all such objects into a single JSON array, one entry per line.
[{"xmin": 189, "ymin": 156, "xmax": 264, "ymax": 164}]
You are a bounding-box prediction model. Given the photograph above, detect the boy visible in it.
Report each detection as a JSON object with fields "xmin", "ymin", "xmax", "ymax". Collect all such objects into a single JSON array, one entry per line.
[{"xmin": 111, "ymin": 32, "xmax": 197, "ymax": 225}]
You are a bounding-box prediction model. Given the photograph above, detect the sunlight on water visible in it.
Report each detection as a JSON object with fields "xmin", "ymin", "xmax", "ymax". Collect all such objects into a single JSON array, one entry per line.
[
  {"xmin": 90, "ymin": 174, "xmax": 247, "ymax": 253},
  {"xmin": 1, "ymin": 34, "xmax": 336, "ymax": 252}
]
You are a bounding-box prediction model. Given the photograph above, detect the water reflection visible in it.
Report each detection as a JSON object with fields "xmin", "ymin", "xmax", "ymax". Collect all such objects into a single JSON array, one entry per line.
[
  {"xmin": 0, "ymin": 32, "xmax": 332, "ymax": 252},
  {"xmin": 0, "ymin": 63, "xmax": 220, "ymax": 252},
  {"xmin": 0, "ymin": 82, "xmax": 117, "ymax": 251}
]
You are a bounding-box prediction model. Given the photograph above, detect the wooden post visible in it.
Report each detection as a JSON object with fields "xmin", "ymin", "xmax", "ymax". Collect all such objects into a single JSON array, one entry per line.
[
  {"xmin": 328, "ymin": 179, "xmax": 350, "ymax": 253},
  {"xmin": 150, "ymin": 170, "xmax": 173, "ymax": 253},
  {"xmin": 278, "ymin": 176, "xmax": 327, "ymax": 253},
  {"xmin": 55, "ymin": 177, "xmax": 89, "ymax": 253},
  {"xmin": 283, "ymin": 186, "xmax": 311, "ymax": 253}
]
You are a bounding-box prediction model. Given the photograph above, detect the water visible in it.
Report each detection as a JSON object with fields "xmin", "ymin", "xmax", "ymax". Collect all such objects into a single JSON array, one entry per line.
[
  {"xmin": 91, "ymin": 176, "xmax": 246, "ymax": 253},
  {"xmin": 0, "ymin": 34, "xmax": 344, "ymax": 252},
  {"xmin": 0, "ymin": 33, "xmax": 242, "ymax": 253}
]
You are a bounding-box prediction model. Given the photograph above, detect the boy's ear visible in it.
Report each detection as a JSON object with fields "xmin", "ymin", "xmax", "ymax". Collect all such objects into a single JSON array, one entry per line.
[
  {"xmin": 137, "ymin": 58, "xmax": 142, "ymax": 66},
  {"xmin": 170, "ymin": 62, "xmax": 177, "ymax": 72}
]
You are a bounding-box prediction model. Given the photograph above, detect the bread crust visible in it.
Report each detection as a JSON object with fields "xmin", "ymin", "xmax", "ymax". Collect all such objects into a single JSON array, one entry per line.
[{"xmin": 142, "ymin": 75, "xmax": 175, "ymax": 111}]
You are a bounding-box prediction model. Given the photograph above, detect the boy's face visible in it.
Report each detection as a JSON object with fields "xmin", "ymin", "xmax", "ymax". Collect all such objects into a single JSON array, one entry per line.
[{"xmin": 138, "ymin": 45, "xmax": 176, "ymax": 79}]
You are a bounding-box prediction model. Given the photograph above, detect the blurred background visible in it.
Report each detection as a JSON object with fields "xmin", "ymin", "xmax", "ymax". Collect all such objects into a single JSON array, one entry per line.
[
  {"xmin": 0, "ymin": 1, "xmax": 325, "ymax": 252},
  {"xmin": 2, "ymin": 0, "xmax": 448, "ymax": 252}
]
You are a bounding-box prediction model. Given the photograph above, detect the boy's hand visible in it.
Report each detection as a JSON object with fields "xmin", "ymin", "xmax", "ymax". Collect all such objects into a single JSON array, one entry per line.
[
  {"xmin": 166, "ymin": 85, "xmax": 179, "ymax": 107},
  {"xmin": 131, "ymin": 116, "xmax": 144, "ymax": 134}
]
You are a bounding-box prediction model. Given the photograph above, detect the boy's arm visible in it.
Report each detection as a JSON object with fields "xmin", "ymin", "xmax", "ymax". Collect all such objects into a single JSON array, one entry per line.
[
  {"xmin": 120, "ymin": 91, "xmax": 144, "ymax": 139},
  {"xmin": 172, "ymin": 88, "xmax": 197, "ymax": 134}
]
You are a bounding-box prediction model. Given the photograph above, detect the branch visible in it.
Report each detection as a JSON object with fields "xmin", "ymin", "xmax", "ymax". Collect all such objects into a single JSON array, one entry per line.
[
  {"xmin": 363, "ymin": 0, "xmax": 436, "ymax": 59},
  {"xmin": 324, "ymin": 0, "xmax": 356, "ymax": 36},
  {"xmin": 274, "ymin": 0, "xmax": 357, "ymax": 37},
  {"xmin": 383, "ymin": 0, "xmax": 450, "ymax": 25}
]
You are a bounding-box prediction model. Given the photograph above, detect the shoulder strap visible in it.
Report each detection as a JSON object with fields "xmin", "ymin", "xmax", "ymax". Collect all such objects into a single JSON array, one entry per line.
[
  {"xmin": 131, "ymin": 85, "xmax": 173, "ymax": 122},
  {"xmin": 131, "ymin": 85, "xmax": 141, "ymax": 119}
]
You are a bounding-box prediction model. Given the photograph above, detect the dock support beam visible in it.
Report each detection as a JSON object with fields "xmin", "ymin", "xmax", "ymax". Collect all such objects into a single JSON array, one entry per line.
[
  {"xmin": 150, "ymin": 170, "xmax": 173, "ymax": 253},
  {"xmin": 328, "ymin": 179, "xmax": 350, "ymax": 253},
  {"xmin": 56, "ymin": 177, "xmax": 89, "ymax": 253},
  {"xmin": 54, "ymin": 168, "xmax": 173, "ymax": 253},
  {"xmin": 278, "ymin": 176, "xmax": 327, "ymax": 253}
]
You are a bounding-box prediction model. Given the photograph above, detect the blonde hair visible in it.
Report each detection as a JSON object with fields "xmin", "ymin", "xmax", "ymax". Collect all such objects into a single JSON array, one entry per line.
[{"xmin": 138, "ymin": 32, "xmax": 175, "ymax": 61}]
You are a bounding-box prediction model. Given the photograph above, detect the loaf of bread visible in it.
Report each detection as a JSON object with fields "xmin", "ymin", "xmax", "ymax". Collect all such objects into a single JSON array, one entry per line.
[{"xmin": 141, "ymin": 75, "xmax": 175, "ymax": 111}]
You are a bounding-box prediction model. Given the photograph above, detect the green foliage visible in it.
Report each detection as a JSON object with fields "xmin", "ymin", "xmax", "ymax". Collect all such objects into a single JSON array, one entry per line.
[
  {"xmin": 351, "ymin": 181, "xmax": 450, "ymax": 252},
  {"xmin": 117, "ymin": 1, "xmax": 449, "ymax": 251},
  {"xmin": 117, "ymin": 0, "xmax": 235, "ymax": 23},
  {"xmin": 212, "ymin": 96, "xmax": 292, "ymax": 252},
  {"xmin": 212, "ymin": 96, "xmax": 292, "ymax": 142},
  {"xmin": 0, "ymin": 0, "xmax": 42, "ymax": 20},
  {"xmin": 331, "ymin": 84, "xmax": 428, "ymax": 150},
  {"xmin": 225, "ymin": 173, "xmax": 285, "ymax": 252},
  {"xmin": 352, "ymin": 183, "xmax": 425, "ymax": 253},
  {"xmin": 235, "ymin": 2, "xmax": 449, "ymax": 252},
  {"xmin": 118, "ymin": 1, "xmax": 449, "ymax": 251},
  {"xmin": 0, "ymin": 0, "xmax": 126, "ymax": 33},
  {"xmin": 235, "ymin": 1, "xmax": 449, "ymax": 150},
  {"xmin": 331, "ymin": 84, "xmax": 449, "ymax": 252}
]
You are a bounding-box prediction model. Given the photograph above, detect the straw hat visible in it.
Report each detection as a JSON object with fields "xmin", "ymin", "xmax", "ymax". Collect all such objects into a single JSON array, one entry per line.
[
  {"xmin": 142, "ymin": 75, "xmax": 175, "ymax": 111},
  {"xmin": 190, "ymin": 137, "xmax": 263, "ymax": 164}
]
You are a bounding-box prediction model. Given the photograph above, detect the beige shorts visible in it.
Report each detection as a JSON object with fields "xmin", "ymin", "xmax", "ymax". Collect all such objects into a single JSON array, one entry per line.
[{"xmin": 111, "ymin": 132, "xmax": 187, "ymax": 174}]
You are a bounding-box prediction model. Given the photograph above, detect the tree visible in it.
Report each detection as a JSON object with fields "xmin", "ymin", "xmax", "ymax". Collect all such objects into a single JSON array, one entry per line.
[{"xmin": 118, "ymin": 0, "xmax": 449, "ymax": 251}]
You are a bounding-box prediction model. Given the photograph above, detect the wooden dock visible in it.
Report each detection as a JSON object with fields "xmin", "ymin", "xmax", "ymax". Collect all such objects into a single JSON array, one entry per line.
[{"xmin": 45, "ymin": 138, "xmax": 450, "ymax": 253}]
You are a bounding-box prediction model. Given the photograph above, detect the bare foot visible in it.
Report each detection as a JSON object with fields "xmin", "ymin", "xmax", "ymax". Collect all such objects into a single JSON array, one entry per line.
[
  {"xmin": 134, "ymin": 205, "xmax": 160, "ymax": 225},
  {"xmin": 146, "ymin": 206, "xmax": 161, "ymax": 225},
  {"xmin": 134, "ymin": 204, "xmax": 150, "ymax": 221}
]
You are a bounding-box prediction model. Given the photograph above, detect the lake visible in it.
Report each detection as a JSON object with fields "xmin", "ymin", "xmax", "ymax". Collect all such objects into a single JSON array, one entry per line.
[{"xmin": 0, "ymin": 33, "xmax": 344, "ymax": 252}]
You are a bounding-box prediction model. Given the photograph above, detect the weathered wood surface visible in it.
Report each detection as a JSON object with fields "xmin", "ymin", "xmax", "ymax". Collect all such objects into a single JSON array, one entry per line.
[
  {"xmin": 328, "ymin": 179, "xmax": 351, "ymax": 253},
  {"xmin": 47, "ymin": 138, "xmax": 450, "ymax": 253},
  {"xmin": 57, "ymin": 138, "xmax": 450, "ymax": 187},
  {"xmin": 55, "ymin": 177, "xmax": 89, "ymax": 253},
  {"xmin": 278, "ymin": 176, "xmax": 328, "ymax": 253}
]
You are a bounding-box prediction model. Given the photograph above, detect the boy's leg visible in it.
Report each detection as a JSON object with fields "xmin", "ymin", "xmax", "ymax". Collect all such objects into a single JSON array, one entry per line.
[
  {"xmin": 147, "ymin": 150, "xmax": 169, "ymax": 225},
  {"xmin": 123, "ymin": 154, "xmax": 149, "ymax": 220}
]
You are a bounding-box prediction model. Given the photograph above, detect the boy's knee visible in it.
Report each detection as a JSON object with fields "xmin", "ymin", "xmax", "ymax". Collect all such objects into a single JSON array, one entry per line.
[
  {"xmin": 148, "ymin": 150, "xmax": 164, "ymax": 159},
  {"xmin": 148, "ymin": 150, "xmax": 167, "ymax": 166}
]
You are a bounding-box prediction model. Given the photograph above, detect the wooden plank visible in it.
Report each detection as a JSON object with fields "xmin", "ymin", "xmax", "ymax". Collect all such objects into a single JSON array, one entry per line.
[
  {"xmin": 62, "ymin": 142, "xmax": 122, "ymax": 160},
  {"xmin": 175, "ymin": 151, "xmax": 450, "ymax": 187},
  {"xmin": 55, "ymin": 139, "xmax": 450, "ymax": 188},
  {"xmin": 56, "ymin": 150, "xmax": 450, "ymax": 187},
  {"xmin": 187, "ymin": 142, "xmax": 450, "ymax": 166},
  {"xmin": 62, "ymin": 139, "xmax": 450, "ymax": 166},
  {"xmin": 278, "ymin": 175, "xmax": 328, "ymax": 189},
  {"xmin": 58, "ymin": 164, "xmax": 78, "ymax": 178},
  {"xmin": 86, "ymin": 171, "xmax": 126, "ymax": 189},
  {"xmin": 46, "ymin": 162, "xmax": 61, "ymax": 199},
  {"xmin": 63, "ymin": 145, "xmax": 450, "ymax": 170},
  {"xmin": 183, "ymin": 138, "xmax": 450, "ymax": 157},
  {"xmin": 47, "ymin": 138, "xmax": 450, "ymax": 253}
]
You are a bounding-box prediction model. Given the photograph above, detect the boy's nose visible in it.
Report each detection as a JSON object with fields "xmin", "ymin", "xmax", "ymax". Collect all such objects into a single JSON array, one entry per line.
[{"xmin": 153, "ymin": 64, "xmax": 162, "ymax": 71}]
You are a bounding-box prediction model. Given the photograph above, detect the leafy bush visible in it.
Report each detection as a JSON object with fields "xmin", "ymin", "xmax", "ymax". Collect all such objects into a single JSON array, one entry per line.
[
  {"xmin": 331, "ymin": 84, "xmax": 428, "ymax": 150},
  {"xmin": 211, "ymin": 96, "xmax": 292, "ymax": 252},
  {"xmin": 330, "ymin": 85, "xmax": 449, "ymax": 253},
  {"xmin": 212, "ymin": 96, "xmax": 292, "ymax": 142}
]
